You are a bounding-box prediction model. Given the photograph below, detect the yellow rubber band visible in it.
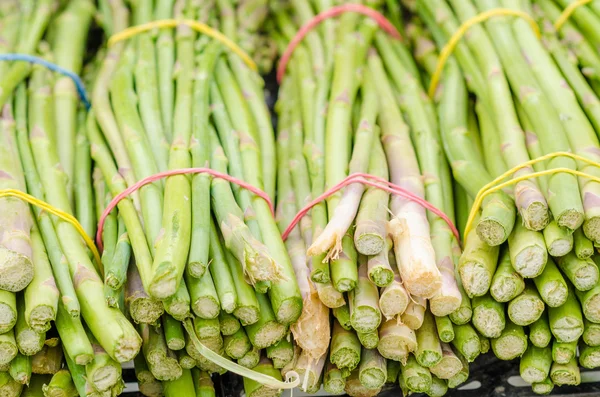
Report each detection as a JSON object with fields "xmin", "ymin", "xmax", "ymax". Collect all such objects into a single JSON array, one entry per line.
[
  {"xmin": 554, "ymin": 0, "xmax": 592, "ymax": 30},
  {"xmin": 428, "ymin": 8, "xmax": 541, "ymax": 98},
  {"xmin": 182, "ymin": 319, "xmax": 300, "ymax": 389},
  {"xmin": 107, "ymin": 19, "xmax": 257, "ymax": 72},
  {"xmin": 464, "ymin": 151, "xmax": 600, "ymax": 241},
  {"xmin": 0, "ymin": 189, "xmax": 102, "ymax": 268}
]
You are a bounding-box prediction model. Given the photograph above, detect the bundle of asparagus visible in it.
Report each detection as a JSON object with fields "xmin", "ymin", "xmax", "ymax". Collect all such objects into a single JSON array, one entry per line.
[{"xmin": 409, "ymin": 0, "xmax": 600, "ymax": 393}]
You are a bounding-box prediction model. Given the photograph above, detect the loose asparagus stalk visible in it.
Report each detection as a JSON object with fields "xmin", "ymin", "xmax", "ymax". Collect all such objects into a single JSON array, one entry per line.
[
  {"xmin": 533, "ymin": 257, "xmax": 568, "ymax": 308},
  {"xmin": 520, "ymin": 345, "xmax": 552, "ymax": 384},
  {"xmin": 9, "ymin": 353, "xmax": 30, "ymax": 385},
  {"xmin": 472, "ymin": 293, "xmax": 505, "ymax": 338},
  {"xmin": 491, "ymin": 319, "xmax": 528, "ymax": 360},
  {"xmin": 557, "ymin": 252, "xmax": 599, "ymax": 291},
  {"xmin": 508, "ymin": 283, "xmax": 545, "ymax": 326},
  {"xmin": 377, "ymin": 318, "xmax": 417, "ymax": 364},
  {"xmin": 401, "ymin": 354, "xmax": 432, "ymax": 393},
  {"xmin": 550, "ymin": 357, "xmax": 580, "ymax": 386},
  {"xmin": 490, "ymin": 248, "xmax": 524, "ymax": 302},
  {"xmin": 549, "ymin": 288, "xmax": 584, "ymax": 342},
  {"xmin": 552, "ymin": 340, "xmax": 578, "ymax": 364},
  {"xmin": 529, "ymin": 312, "xmax": 552, "ymax": 348}
]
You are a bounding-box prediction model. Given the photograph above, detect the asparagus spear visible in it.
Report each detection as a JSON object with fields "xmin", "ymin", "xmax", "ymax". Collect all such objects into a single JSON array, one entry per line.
[
  {"xmin": 447, "ymin": 351, "xmax": 470, "ymax": 389},
  {"xmin": 491, "ymin": 319, "xmax": 528, "ymax": 360},
  {"xmin": 490, "ymin": 248, "xmax": 524, "ymax": 302},
  {"xmin": 575, "ymin": 228, "xmax": 595, "ymax": 259},
  {"xmin": 219, "ymin": 313, "xmax": 241, "ymax": 337},
  {"xmin": 379, "ymin": 265, "xmax": 409, "ymax": 320},
  {"xmin": 542, "ymin": 221, "xmax": 573, "ymax": 257},
  {"xmin": 550, "ymin": 357, "xmax": 581, "ymax": 386},
  {"xmin": 330, "ymin": 319, "xmax": 361, "ymax": 373},
  {"xmin": 9, "ymin": 353, "xmax": 30, "ymax": 386},
  {"xmin": 401, "ymin": 354, "xmax": 432, "ymax": 393},
  {"xmin": 323, "ymin": 360, "xmax": 346, "ymax": 394},
  {"xmin": 508, "ymin": 283, "xmax": 545, "ymax": 326},
  {"xmin": 435, "ymin": 316, "xmax": 455, "ymax": 343},
  {"xmin": 584, "ymin": 318, "xmax": 600, "ymax": 346},
  {"xmin": 266, "ymin": 337, "xmax": 294, "ymax": 369},
  {"xmin": 377, "ymin": 318, "xmax": 417, "ymax": 364},
  {"xmin": 576, "ymin": 278, "xmax": 600, "ymax": 323},
  {"xmin": 430, "ymin": 343, "xmax": 463, "ymax": 380},
  {"xmin": 520, "ymin": 345, "xmax": 552, "ymax": 384},
  {"xmin": 557, "ymin": 252, "xmax": 600, "ymax": 291},
  {"xmin": 54, "ymin": 301, "xmax": 93, "ymax": 365},
  {"xmin": 533, "ymin": 257, "xmax": 568, "ymax": 308},
  {"xmin": 15, "ymin": 295, "xmax": 43, "ymax": 357},
  {"xmin": 529, "ymin": 312, "xmax": 552, "ymax": 348},
  {"xmin": 472, "ymin": 293, "xmax": 505, "ymax": 338},
  {"xmin": 350, "ymin": 257, "xmax": 382, "ymax": 333},
  {"xmin": 552, "ymin": 340, "xmax": 578, "ymax": 364},
  {"xmin": 163, "ymin": 315, "xmax": 185, "ymax": 351},
  {"xmin": 358, "ymin": 348, "xmax": 387, "ymax": 390},
  {"xmin": 223, "ymin": 328, "xmax": 252, "ymax": 360},
  {"xmin": 401, "ymin": 296, "xmax": 427, "ymax": 330},
  {"xmin": 579, "ymin": 342, "xmax": 600, "ymax": 368},
  {"xmin": 140, "ymin": 323, "xmax": 182, "ymax": 381},
  {"xmin": 164, "ymin": 369, "xmax": 195, "ymax": 397},
  {"xmin": 416, "ymin": 310, "xmax": 443, "ymax": 367},
  {"xmin": 531, "ymin": 377, "xmax": 554, "ymax": 395},
  {"xmin": 549, "ymin": 288, "xmax": 584, "ymax": 342}
]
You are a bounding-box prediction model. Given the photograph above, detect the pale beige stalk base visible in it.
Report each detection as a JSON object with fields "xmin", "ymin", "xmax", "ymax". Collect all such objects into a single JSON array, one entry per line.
[
  {"xmin": 0, "ymin": 249, "xmax": 33, "ymax": 292},
  {"xmin": 316, "ymin": 282, "xmax": 345, "ymax": 309},
  {"xmin": 521, "ymin": 368, "xmax": 546, "ymax": 384},
  {"xmin": 379, "ymin": 282, "xmax": 408, "ymax": 320},
  {"xmin": 430, "ymin": 261, "xmax": 462, "ymax": 316},
  {"xmin": 401, "ymin": 296, "xmax": 426, "ymax": 330},
  {"xmin": 493, "ymin": 335, "xmax": 527, "ymax": 360},
  {"xmin": 377, "ymin": 320, "xmax": 417, "ymax": 364},
  {"xmin": 459, "ymin": 263, "xmax": 491, "ymax": 298}
]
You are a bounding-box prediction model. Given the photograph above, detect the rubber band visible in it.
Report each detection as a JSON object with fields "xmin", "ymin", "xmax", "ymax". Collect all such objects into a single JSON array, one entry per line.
[
  {"xmin": 96, "ymin": 168, "xmax": 274, "ymax": 252},
  {"xmin": 464, "ymin": 151, "xmax": 600, "ymax": 240},
  {"xmin": 183, "ymin": 319, "xmax": 300, "ymax": 389},
  {"xmin": 428, "ymin": 8, "xmax": 541, "ymax": 98},
  {"xmin": 282, "ymin": 172, "xmax": 460, "ymax": 243},
  {"xmin": 0, "ymin": 54, "xmax": 90, "ymax": 110},
  {"xmin": 107, "ymin": 19, "xmax": 257, "ymax": 71},
  {"xmin": 554, "ymin": 0, "xmax": 592, "ymax": 30},
  {"xmin": 276, "ymin": 4, "xmax": 402, "ymax": 83},
  {"xmin": 0, "ymin": 189, "xmax": 101, "ymax": 266}
]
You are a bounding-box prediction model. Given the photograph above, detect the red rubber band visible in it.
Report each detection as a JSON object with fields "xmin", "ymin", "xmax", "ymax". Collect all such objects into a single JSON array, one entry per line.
[
  {"xmin": 282, "ymin": 173, "xmax": 460, "ymax": 243},
  {"xmin": 276, "ymin": 4, "xmax": 403, "ymax": 83},
  {"xmin": 96, "ymin": 168, "xmax": 274, "ymax": 252}
]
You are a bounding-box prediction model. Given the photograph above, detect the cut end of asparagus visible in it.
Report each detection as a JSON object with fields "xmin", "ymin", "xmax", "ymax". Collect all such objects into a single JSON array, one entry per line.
[
  {"xmin": 90, "ymin": 365, "xmax": 121, "ymax": 391},
  {"xmin": 531, "ymin": 378, "xmax": 554, "ymax": 395},
  {"xmin": 459, "ymin": 262, "xmax": 491, "ymax": 298},
  {"xmin": 331, "ymin": 347, "xmax": 361, "ymax": 371},
  {"xmin": 405, "ymin": 372, "xmax": 431, "ymax": 393},
  {"xmin": 538, "ymin": 282, "xmax": 568, "ymax": 308},
  {"xmin": 492, "ymin": 335, "xmax": 527, "ymax": 361},
  {"xmin": 192, "ymin": 297, "xmax": 220, "ymax": 320},
  {"xmin": 583, "ymin": 292, "xmax": 600, "ymax": 323},
  {"xmin": 251, "ymin": 323, "xmax": 286, "ymax": 349},
  {"xmin": 430, "ymin": 296, "xmax": 462, "ymax": 318},
  {"xmin": 476, "ymin": 219, "xmax": 507, "ymax": 247},
  {"xmin": 16, "ymin": 330, "xmax": 42, "ymax": 356},
  {"xmin": 187, "ymin": 261, "xmax": 208, "ymax": 279},
  {"xmin": 557, "ymin": 209, "xmax": 584, "ymax": 232},
  {"xmin": 368, "ymin": 266, "xmax": 394, "ymax": 288},
  {"xmin": 377, "ymin": 324, "xmax": 416, "ymax": 364},
  {"xmin": 220, "ymin": 293, "xmax": 237, "ymax": 315},
  {"xmin": 551, "ymin": 367, "xmax": 580, "ymax": 386},
  {"xmin": 430, "ymin": 356, "xmax": 462, "ymax": 380},
  {"xmin": 147, "ymin": 352, "xmax": 183, "ymax": 381},
  {"xmin": 521, "ymin": 367, "xmax": 546, "ymax": 384},
  {"xmin": 148, "ymin": 272, "xmax": 178, "ymax": 300},
  {"xmin": 583, "ymin": 218, "xmax": 600, "ymax": 245},
  {"xmin": 351, "ymin": 307, "xmax": 381, "ymax": 333},
  {"xmin": 129, "ymin": 298, "xmax": 164, "ymax": 325},
  {"xmin": 491, "ymin": 278, "xmax": 523, "ymax": 303},
  {"xmin": 359, "ymin": 368, "xmax": 386, "ymax": 390},
  {"xmin": 512, "ymin": 246, "xmax": 546, "ymax": 278},
  {"xmin": 234, "ymin": 306, "xmax": 260, "ymax": 327},
  {"xmin": 508, "ymin": 297, "xmax": 544, "ymax": 326},
  {"xmin": 28, "ymin": 306, "xmax": 55, "ymax": 333},
  {"xmin": 521, "ymin": 202, "xmax": 550, "ymax": 231},
  {"xmin": 0, "ymin": 341, "xmax": 16, "ymax": 365},
  {"xmin": 473, "ymin": 308, "xmax": 504, "ymax": 339},
  {"xmin": 380, "ymin": 288, "xmax": 409, "ymax": 320},
  {"xmin": 355, "ymin": 233, "xmax": 386, "ymax": 256},
  {"xmin": 275, "ymin": 298, "xmax": 303, "ymax": 325},
  {"xmin": 0, "ymin": 249, "xmax": 34, "ymax": 292},
  {"xmin": 580, "ymin": 348, "xmax": 600, "ymax": 368},
  {"xmin": 114, "ymin": 333, "xmax": 142, "ymax": 363},
  {"xmin": 0, "ymin": 306, "xmax": 16, "ymax": 335},
  {"xmin": 551, "ymin": 317, "xmax": 584, "ymax": 343},
  {"xmin": 573, "ymin": 264, "xmax": 599, "ymax": 291}
]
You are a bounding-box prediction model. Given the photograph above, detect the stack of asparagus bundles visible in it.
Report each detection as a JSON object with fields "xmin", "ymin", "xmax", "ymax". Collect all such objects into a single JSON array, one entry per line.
[
  {"xmin": 89, "ymin": 0, "xmax": 305, "ymax": 395},
  {"xmin": 410, "ymin": 0, "xmax": 600, "ymax": 393},
  {"xmin": 269, "ymin": 1, "xmax": 470, "ymax": 396}
]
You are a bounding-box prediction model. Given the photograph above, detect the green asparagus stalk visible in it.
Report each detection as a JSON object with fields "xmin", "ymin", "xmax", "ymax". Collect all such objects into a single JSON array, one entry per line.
[
  {"xmin": 134, "ymin": 353, "xmax": 163, "ymax": 397},
  {"xmin": 491, "ymin": 319, "xmax": 528, "ymax": 360},
  {"xmin": 323, "ymin": 360, "xmax": 346, "ymax": 394},
  {"xmin": 447, "ymin": 351, "xmax": 469, "ymax": 389},
  {"xmin": 333, "ymin": 305, "xmax": 351, "ymax": 331},
  {"xmin": 192, "ymin": 369, "xmax": 215, "ymax": 397},
  {"xmin": 9, "ymin": 353, "xmax": 30, "ymax": 385},
  {"xmin": 178, "ymin": 350, "xmax": 196, "ymax": 370},
  {"xmin": 330, "ymin": 319, "xmax": 361, "ymax": 372},
  {"xmin": 508, "ymin": 218, "xmax": 547, "ymax": 278},
  {"xmin": 542, "ymin": 221, "xmax": 573, "ymax": 257},
  {"xmin": 529, "ymin": 312, "xmax": 552, "ymax": 348},
  {"xmin": 219, "ymin": 313, "xmax": 241, "ymax": 337},
  {"xmin": 0, "ymin": 290, "xmax": 16, "ymax": 335},
  {"xmin": 552, "ymin": 340, "xmax": 578, "ymax": 364},
  {"xmin": 244, "ymin": 293, "xmax": 286, "ymax": 349},
  {"xmin": 430, "ymin": 343, "xmax": 463, "ymax": 380},
  {"xmin": 576, "ymin": 278, "xmax": 600, "ymax": 322},
  {"xmin": 379, "ymin": 265, "xmax": 409, "ymax": 320},
  {"xmin": 520, "ymin": 345, "xmax": 552, "ymax": 384},
  {"xmin": 471, "ymin": 293, "xmax": 505, "ymax": 338},
  {"xmin": 266, "ymin": 337, "xmax": 293, "ymax": 369},
  {"xmin": 358, "ymin": 348, "xmax": 387, "ymax": 390},
  {"xmin": 104, "ymin": 216, "xmax": 130, "ymax": 291},
  {"xmin": 575, "ymin": 228, "xmax": 595, "ymax": 259},
  {"xmin": 449, "ymin": 275, "xmax": 472, "ymax": 325},
  {"xmin": 556, "ymin": 252, "xmax": 600, "ymax": 291},
  {"xmin": 579, "ymin": 342, "xmax": 600, "ymax": 368},
  {"xmin": 164, "ymin": 369, "xmax": 195, "ymax": 397},
  {"xmin": 0, "ymin": 372, "xmax": 22, "ymax": 397},
  {"xmin": 84, "ymin": 332, "xmax": 121, "ymax": 391},
  {"xmin": 42, "ymin": 369, "xmax": 77, "ymax": 397},
  {"xmin": 401, "ymin": 296, "xmax": 427, "ymax": 330},
  {"xmin": 295, "ymin": 349, "xmax": 326, "ymax": 393},
  {"xmin": 208, "ymin": 219, "xmax": 237, "ymax": 314},
  {"xmin": 125, "ymin": 264, "xmax": 164, "ymax": 324},
  {"xmin": 15, "ymin": 295, "xmax": 43, "ymax": 357},
  {"xmin": 451, "ymin": 324, "xmax": 480, "ymax": 363},
  {"xmin": 550, "ymin": 357, "xmax": 580, "ymax": 386},
  {"xmin": 223, "ymin": 328, "xmax": 252, "ymax": 360},
  {"xmin": 584, "ymin": 318, "xmax": 600, "ymax": 346},
  {"xmin": 435, "ymin": 316, "xmax": 455, "ymax": 343},
  {"xmin": 358, "ymin": 331, "xmax": 379, "ymax": 350},
  {"xmin": 238, "ymin": 346, "xmax": 260, "ymax": 369},
  {"xmin": 508, "ymin": 283, "xmax": 545, "ymax": 326},
  {"xmin": 416, "ymin": 310, "xmax": 443, "ymax": 367},
  {"xmin": 549, "ymin": 288, "xmax": 584, "ymax": 342},
  {"xmin": 243, "ymin": 357, "xmax": 283, "ymax": 397},
  {"xmin": 367, "ymin": 238, "xmax": 393, "ymax": 288},
  {"xmin": 140, "ymin": 323, "xmax": 182, "ymax": 381},
  {"xmin": 187, "ymin": 263, "xmax": 220, "ymax": 320},
  {"xmin": 163, "ymin": 315, "xmax": 185, "ymax": 351},
  {"xmin": 490, "ymin": 248, "xmax": 524, "ymax": 302},
  {"xmin": 533, "ymin": 257, "xmax": 568, "ymax": 307},
  {"xmin": 377, "ymin": 318, "xmax": 417, "ymax": 364},
  {"xmin": 350, "ymin": 256, "xmax": 382, "ymax": 333},
  {"xmin": 163, "ymin": 280, "xmax": 191, "ymax": 321},
  {"xmin": 54, "ymin": 301, "xmax": 93, "ymax": 365},
  {"xmin": 531, "ymin": 377, "xmax": 554, "ymax": 395},
  {"xmin": 401, "ymin": 354, "xmax": 432, "ymax": 393}
]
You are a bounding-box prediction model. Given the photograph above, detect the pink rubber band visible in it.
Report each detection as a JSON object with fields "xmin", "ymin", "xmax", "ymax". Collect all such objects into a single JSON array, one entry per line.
[
  {"xmin": 276, "ymin": 4, "xmax": 403, "ymax": 83},
  {"xmin": 96, "ymin": 168, "xmax": 274, "ymax": 252},
  {"xmin": 282, "ymin": 173, "xmax": 460, "ymax": 243}
]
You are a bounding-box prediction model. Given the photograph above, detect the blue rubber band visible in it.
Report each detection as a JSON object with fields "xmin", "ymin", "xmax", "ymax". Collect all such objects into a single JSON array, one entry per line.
[{"xmin": 0, "ymin": 53, "xmax": 91, "ymax": 110}]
